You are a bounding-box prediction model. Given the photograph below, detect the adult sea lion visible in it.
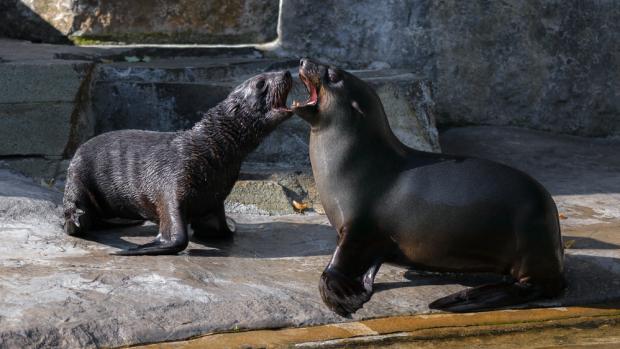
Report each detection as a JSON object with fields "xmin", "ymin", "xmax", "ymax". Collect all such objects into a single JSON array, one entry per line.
[
  {"xmin": 63, "ymin": 71, "xmax": 293, "ymax": 255},
  {"xmin": 292, "ymin": 58, "xmax": 565, "ymax": 316}
]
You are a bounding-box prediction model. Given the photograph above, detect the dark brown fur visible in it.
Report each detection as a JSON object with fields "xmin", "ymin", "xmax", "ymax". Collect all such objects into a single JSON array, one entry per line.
[
  {"xmin": 63, "ymin": 71, "xmax": 293, "ymax": 255},
  {"xmin": 293, "ymin": 58, "xmax": 564, "ymax": 316}
]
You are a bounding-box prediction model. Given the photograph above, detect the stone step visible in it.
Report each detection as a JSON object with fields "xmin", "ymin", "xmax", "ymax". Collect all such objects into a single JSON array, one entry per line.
[
  {"xmin": 0, "ymin": 59, "xmax": 94, "ymax": 157},
  {"xmin": 94, "ymin": 57, "xmax": 298, "ymax": 83}
]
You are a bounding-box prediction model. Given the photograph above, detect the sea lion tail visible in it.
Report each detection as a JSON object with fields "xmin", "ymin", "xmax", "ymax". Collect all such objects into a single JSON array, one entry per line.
[{"xmin": 428, "ymin": 281, "xmax": 545, "ymax": 313}]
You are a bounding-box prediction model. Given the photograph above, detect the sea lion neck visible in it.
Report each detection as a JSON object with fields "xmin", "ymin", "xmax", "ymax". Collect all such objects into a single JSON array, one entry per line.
[{"xmin": 187, "ymin": 104, "xmax": 266, "ymax": 159}]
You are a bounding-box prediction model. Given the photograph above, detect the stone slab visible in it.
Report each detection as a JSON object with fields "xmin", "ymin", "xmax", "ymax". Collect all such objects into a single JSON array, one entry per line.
[
  {"xmin": 0, "ymin": 158, "xmax": 70, "ymax": 185},
  {"xmin": 92, "ymin": 81, "xmax": 233, "ymax": 133},
  {"xmin": 0, "ymin": 102, "xmax": 74, "ymax": 156},
  {"xmin": 0, "ymin": 61, "xmax": 93, "ymax": 104},
  {"xmin": 278, "ymin": 1, "xmax": 620, "ymax": 137},
  {"xmin": 94, "ymin": 58, "xmax": 297, "ymax": 84}
]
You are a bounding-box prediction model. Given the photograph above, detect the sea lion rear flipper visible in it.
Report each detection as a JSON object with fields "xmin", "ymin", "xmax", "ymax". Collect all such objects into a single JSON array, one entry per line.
[
  {"xmin": 111, "ymin": 238, "xmax": 187, "ymax": 256},
  {"xmin": 429, "ymin": 281, "xmax": 544, "ymax": 313},
  {"xmin": 112, "ymin": 199, "xmax": 188, "ymax": 256}
]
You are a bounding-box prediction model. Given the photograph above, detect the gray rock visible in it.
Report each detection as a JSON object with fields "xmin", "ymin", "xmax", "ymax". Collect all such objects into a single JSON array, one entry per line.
[
  {"xmin": 0, "ymin": 169, "xmax": 62, "ymax": 224},
  {"xmin": 0, "ymin": 60, "xmax": 95, "ymax": 157},
  {"xmin": 225, "ymin": 180, "xmax": 294, "ymax": 215},
  {"xmin": 92, "ymin": 81, "xmax": 234, "ymax": 134},
  {"xmin": 1, "ymin": 0, "xmax": 279, "ymax": 44},
  {"xmin": 0, "ymin": 157, "xmax": 69, "ymax": 183},
  {"xmin": 0, "ymin": 61, "xmax": 93, "ymax": 104},
  {"xmin": 278, "ymin": 0, "xmax": 620, "ymax": 137},
  {"xmin": 0, "ymin": 103, "xmax": 74, "ymax": 156}
]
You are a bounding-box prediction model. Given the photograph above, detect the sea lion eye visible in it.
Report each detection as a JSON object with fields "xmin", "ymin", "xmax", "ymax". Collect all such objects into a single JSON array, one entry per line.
[
  {"xmin": 328, "ymin": 69, "xmax": 341, "ymax": 83},
  {"xmin": 255, "ymin": 79, "xmax": 266, "ymax": 89}
]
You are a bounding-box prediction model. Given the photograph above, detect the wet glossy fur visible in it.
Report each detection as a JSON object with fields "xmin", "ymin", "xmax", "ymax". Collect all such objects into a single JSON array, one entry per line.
[
  {"xmin": 293, "ymin": 59, "xmax": 565, "ymax": 317},
  {"xmin": 63, "ymin": 71, "xmax": 292, "ymax": 255}
]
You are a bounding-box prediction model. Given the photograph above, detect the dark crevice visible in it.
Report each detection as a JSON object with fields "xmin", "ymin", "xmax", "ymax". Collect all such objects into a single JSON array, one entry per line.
[
  {"xmin": 0, "ymin": 154, "xmax": 51, "ymax": 160},
  {"xmin": 63, "ymin": 63, "xmax": 96, "ymax": 158}
]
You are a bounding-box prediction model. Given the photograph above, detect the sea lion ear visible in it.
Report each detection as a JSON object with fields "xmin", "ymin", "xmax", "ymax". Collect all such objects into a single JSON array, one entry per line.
[{"xmin": 351, "ymin": 100, "xmax": 364, "ymax": 117}]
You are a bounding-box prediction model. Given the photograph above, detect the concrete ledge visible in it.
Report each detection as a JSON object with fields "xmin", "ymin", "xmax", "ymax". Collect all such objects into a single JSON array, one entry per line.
[{"xmin": 137, "ymin": 305, "xmax": 620, "ymax": 348}]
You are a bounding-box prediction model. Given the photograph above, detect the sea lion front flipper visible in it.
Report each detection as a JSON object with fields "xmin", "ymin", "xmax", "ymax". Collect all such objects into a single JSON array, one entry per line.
[
  {"xmin": 319, "ymin": 225, "xmax": 387, "ymax": 317},
  {"xmin": 319, "ymin": 263, "xmax": 380, "ymax": 318},
  {"xmin": 428, "ymin": 281, "xmax": 544, "ymax": 313},
  {"xmin": 112, "ymin": 198, "xmax": 188, "ymax": 256}
]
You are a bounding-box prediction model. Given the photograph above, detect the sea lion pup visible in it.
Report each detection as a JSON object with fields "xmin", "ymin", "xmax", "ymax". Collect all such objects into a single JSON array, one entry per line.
[
  {"xmin": 63, "ymin": 71, "xmax": 293, "ymax": 255},
  {"xmin": 292, "ymin": 58, "xmax": 565, "ymax": 316}
]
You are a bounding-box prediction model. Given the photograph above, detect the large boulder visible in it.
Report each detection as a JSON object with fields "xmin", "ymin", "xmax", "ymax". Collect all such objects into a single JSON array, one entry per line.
[{"xmin": 0, "ymin": 0, "xmax": 279, "ymax": 44}]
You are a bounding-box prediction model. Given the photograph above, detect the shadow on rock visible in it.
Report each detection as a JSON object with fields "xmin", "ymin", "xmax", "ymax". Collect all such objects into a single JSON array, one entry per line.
[
  {"xmin": 78, "ymin": 220, "xmax": 336, "ymax": 258},
  {"xmin": 375, "ymin": 270, "xmax": 508, "ymax": 293},
  {"xmin": 563, "ymin": 235, "xmax": 620, "ymax": 250},
  {"xmin": 374, "ymin": 253, "xmax": 620, "ymax": 310}
]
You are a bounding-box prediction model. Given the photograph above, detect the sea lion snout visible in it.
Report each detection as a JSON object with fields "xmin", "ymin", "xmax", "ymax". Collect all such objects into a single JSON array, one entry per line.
[
  {"xmin": 299, "ymin": 57, "xmax": 324, "ymax": 86},
  {"xmin": 292, "ymin": 58, "xmax": 324, "ymax": 122},
  {"xmin": 265, "ymin": 70, "xmax": 293, "ymax": 112}
]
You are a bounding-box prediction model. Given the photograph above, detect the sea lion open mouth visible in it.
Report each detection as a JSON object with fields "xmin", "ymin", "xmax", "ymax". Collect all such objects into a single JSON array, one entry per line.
[
  {"xmin": 271, "ymin": 70, "xmax": 294, "ymax": 113},
  {"xmin": 293, "ymin": 69, "xmax": 319, "ymax": 109}
]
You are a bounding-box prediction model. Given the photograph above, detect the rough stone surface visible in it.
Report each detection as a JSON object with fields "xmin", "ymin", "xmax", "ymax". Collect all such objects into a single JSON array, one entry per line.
[
  {"xmin": 0, "ymin": 1, "xmax": 72, "ymax": 44},
  {"xmin": 278, "ymin": 0, "xmax": 620, "ymax": 137},
  {"xmin": 225, "ymin": 180, "xmax": 295, "ymax": 215},
  {"xmin": 0, "ymin": 59, "xmax": 95, "ymax": 157},
  {"xmin": 1, "ymin": 0, "xmax": 279, "ymax": 44},
  {"xmin": 0, "ymin": 61, "xmax": 93, "ymax": 104},
  {"xmin": 0, "ymin": 158, "xmax": 70, "ymax": 185},
  {"xmin": 1, "ymin": 127, "xmax": 620, "ymax": 348},
  {"xmin": 0, "ymin": 103, "xmax": 75, "ymax": 156}
]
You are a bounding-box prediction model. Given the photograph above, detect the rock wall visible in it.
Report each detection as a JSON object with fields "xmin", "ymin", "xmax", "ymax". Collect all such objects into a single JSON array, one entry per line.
[
  {"xmin": 278, "ymin": 0, "xmax": 620, "ymax": 137},
  {"xmin": 2, "ymin": 0, "xmax": 618, "ymax": 136},
  {"xmin": 0, "ymin": 0, "xmax": 279, "ymax": 44}
]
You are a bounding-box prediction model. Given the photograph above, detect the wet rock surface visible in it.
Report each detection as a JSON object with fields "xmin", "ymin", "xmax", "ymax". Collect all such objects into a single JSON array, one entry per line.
[{"xmin": 0, "ymin": 126, "xmax": 619, "ymax": 348}]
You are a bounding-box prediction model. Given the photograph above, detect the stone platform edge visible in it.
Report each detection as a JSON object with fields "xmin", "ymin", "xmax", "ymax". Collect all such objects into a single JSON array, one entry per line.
[{"xmin": 135, "ymin": 303, "xmax": 620, "ymax": 348}]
